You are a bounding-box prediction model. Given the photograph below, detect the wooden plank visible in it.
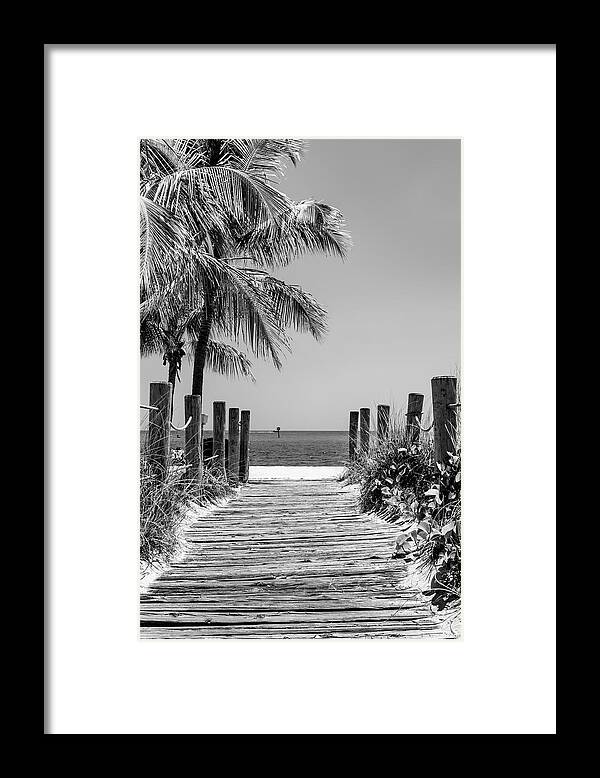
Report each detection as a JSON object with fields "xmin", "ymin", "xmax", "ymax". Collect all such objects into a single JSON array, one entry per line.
[{"xmin": 140, "ymin": 478, "xmax": 457, "ymax": 639}]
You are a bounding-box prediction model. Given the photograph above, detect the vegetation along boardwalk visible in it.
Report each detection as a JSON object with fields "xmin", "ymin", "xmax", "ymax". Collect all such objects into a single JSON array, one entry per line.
[{"xmin": 140, "ymin": 478, "xmax": 452, "ymax": 639}]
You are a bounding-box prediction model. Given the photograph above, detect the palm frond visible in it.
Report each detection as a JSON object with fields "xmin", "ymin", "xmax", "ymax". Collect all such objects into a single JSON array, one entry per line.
[
  {"xmin": 147, "ymin": 168, "xmax": 227, "ymax": 240},
  {"xmin": 203, "ymin": 341, "xmax": 255, "ymax": 381},
  {"xmin": 235, "ymin": 198, "xmax": 351, "ymax": 267},
  {"xmin": 139, "ymin": 196, "xmax": 188, "ymax": 304},
  {"xmin": 140, "ymin": 312, "xmax": 189, "ymax": 361},
  {"xmin": 225, "ymin": 139, "xmax": 305, "ymax": 179},
  {"xmin": 204, "ymin": 259, "xmax": 288, "ymax": 369},
  {"xmin": 248, "ymin": 271, "xmax": 328, "ymax": 340},
  {"xmin": 147, "ymin": 165, "xmax": 289, "ymax": 232},
  {"xmin": 140, "ymin": 139, "xmax": 181, "ymax": 182},
  {"xmin": 140, "ymin": 316, "xmax": 163, "ymax": 358},
  {"xmin": 169, "ymin": 139, "xmax": 211, "ymax": 168},
  {"xmin": 142, "ymin": 250, "xmax": 288, "ymax": 369}
]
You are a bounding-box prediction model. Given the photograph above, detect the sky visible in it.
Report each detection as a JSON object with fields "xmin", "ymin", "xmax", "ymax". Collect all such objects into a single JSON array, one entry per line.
[{"xmin": 140, "ymin": 139, "xmax": 461, "ymax": 430}]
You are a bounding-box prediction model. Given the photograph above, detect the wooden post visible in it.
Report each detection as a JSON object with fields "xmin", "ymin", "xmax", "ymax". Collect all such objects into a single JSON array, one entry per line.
[
  {"xmin": 213, "ymin": 401, "xmax": 226, "ymax": 472},
  {"xmin": 200, "ymin": 412, "xmax": 208, "ymax": 470},
  {"xmin": 348, "ymin": 411, "xmax": 359, "ymax": 460},
  {"xmin": 406, "ymin": 392, "xmax": 425, "ymax": 442},
  {"xmin": 184, "ymin": 394, "xmax": 202, "ymax": 483},
  {"xmin": 148, "ymin": 382, "xmax": 172, "ymax": 478},
  {"xmin": 228, "ymin": 407, "xmax": 240, "ymax": 486},
  {"xmin": 377, "ymin": 404, "xmax": 390, "ymax": 441},
  {"xmin": 203, "ymin": 437, "xmax": 214, "ymax": 462},
  {"xmin": 431, "ymin": 376, "xmax": 458, "ymax": 465},
  {"xmin": 239, "ymin": 410, "xmax": 250, "ymax": 483},
  {"xmin": 359, "ymin": 407, "xmax": 370, "ymax": 455}
]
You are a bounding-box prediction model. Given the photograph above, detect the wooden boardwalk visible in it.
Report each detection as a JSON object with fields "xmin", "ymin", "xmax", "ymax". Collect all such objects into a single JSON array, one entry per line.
[{"xmin": 140, "ymin": 478, "xmax": 452, "ymax": 638}]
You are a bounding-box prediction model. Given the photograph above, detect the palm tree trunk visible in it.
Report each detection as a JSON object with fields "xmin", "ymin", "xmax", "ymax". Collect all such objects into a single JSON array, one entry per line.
[
  {"xmin": 192, "ymin": 192, "xmax": 223, "ymax": 399},
  {"xmin": 191, "ymin": 304, "xmax": 213, "ymax": 397}
]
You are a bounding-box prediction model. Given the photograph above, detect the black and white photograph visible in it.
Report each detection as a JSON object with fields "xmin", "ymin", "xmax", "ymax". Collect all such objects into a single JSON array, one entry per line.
[
  {"xmin": 46, "ymin": 45, "xmax": 556, "ymax": 734},
  {"xmin": 139, "ymin": 138, "xmax": 461, "ymax": 638}
]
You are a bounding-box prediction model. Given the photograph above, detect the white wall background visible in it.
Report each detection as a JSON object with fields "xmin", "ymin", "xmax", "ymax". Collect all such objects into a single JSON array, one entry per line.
[{"xmin": 47, "ymin": 45, "xmax": 556, "ymax": 734}]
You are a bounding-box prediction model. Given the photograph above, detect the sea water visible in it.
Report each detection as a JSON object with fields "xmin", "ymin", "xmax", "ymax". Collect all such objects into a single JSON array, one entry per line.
[
  {"xmin": 245, "ymin": 430, "xmax": 347, "ymax": 466},
  {"xmin": 142, "ymin": 430, "xmax": 349, "ymax": 466}
]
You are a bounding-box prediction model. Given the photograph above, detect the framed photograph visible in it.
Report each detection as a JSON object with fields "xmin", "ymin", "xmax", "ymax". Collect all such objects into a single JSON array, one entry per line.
[{"xmin": 46, "ymin": 44, "xmax": 556, "ymax": 734}]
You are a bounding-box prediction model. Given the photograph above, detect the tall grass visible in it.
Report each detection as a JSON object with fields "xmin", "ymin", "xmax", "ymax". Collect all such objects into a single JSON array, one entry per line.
[{"xmin": 140, "ymin": 448, "xmax": 232, "ymax": 569}]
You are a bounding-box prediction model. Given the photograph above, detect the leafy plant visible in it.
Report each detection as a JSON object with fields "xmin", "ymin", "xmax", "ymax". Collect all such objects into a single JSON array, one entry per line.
[
  {"xmin": 362, "ymin": 442, "xmax": 435, "ymax": 519},
  {"xmin": 392, "ymin": 453, "xmax": 461, "ymax": 612},
  {"xmin": 342, "ymin": 418, "xmax": 461, "ymax": 615}
]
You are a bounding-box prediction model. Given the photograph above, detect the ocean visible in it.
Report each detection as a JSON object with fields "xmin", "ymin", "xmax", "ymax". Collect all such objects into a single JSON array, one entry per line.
[{"xmin": 142, "ymin": 430, "xmax": 349, "ymax": 466}]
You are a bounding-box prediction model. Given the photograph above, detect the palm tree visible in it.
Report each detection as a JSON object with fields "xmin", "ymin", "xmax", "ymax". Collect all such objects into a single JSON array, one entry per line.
[
  {"xmin": 188, "ymin": 262, "xmax": 333, "ymax": 398},
  {"xmin": 141, "ymin": 269, "xmax": 328, "ymax": 413},
  {"xmin": 140, "ymin": 138, "xmax": 350, "ymax": 403},
  {"xmin": 140, "ymin": 139, "xmax": 291, "ymax": 385},
  {"xmin": 141, "ymin": 306, "xmax": 255, "ymax": 417}
]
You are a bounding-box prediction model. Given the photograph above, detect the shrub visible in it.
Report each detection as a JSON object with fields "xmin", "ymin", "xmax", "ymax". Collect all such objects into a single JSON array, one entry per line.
[
  {"xmin": 391, "ymin": 452, "xmax": 461, "ymax": 613},
  {"xmin": 356, "ymin": 438, "xmax": 434, "ymax": 519},
  {"xmin": 342, "ymin": 422, "xmax": 461, "ymax": 614}
]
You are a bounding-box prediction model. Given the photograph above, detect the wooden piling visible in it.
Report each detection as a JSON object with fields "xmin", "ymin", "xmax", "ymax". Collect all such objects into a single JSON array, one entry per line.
[
  {"xmin": 148, "ymin": 382, "xmax": 172, "ymax": 478},
  {"xmin": 348, "ymin": 411, "xmax": 359, "ymax": 460},
  {"xmin": 359, "ymin": 407, "xmax": 370, "ymax": 454},
  {"xmin": 203, "ymin": 437, "xmax": 214, "ymax": 462},
  {"xmin": 184, "ymin": 394, "xmax": 203, "ymax": 483},
  {"xmin": 228, "ymin": 407, "xmax": 240, "ymax": 486},
  {"xmin": 377, "ymin": 404, "xmax": 390, "ymax": 441},
  {"xmin": 431, "ymin": 376, "xmax": 458, "ymax": 465},
  {"xmin": 213, "ymin": 401, "xmax": 226, "ymax": 472},
  {"xmin": 406, "ymin": 392, "xmax": 425, "ymax": 442},
  {"xmin": 200, "ymin": 412, "xmax": 208, "ymax": 469},
  {"xmin": 239, "ymin": 410, "xmax": 250, "ymax": 483}
]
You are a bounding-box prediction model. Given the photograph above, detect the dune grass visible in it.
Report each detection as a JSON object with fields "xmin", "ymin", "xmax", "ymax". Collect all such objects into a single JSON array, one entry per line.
[{"xmin": 140, "ymin": 450, "xmax": 232, "ymax": 569}]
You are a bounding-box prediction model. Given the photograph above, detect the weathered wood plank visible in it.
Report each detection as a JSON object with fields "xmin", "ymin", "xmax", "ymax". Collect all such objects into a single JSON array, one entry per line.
[{"xmin": 140, "ymin": 478, "xmax": 456, "ymax": 638}]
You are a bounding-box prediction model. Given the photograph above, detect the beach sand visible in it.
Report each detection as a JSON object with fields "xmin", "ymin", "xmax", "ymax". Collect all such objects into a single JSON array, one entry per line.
[{"xmin": 249, "ymin": 465, "xmax": 345, "ymax": 480}]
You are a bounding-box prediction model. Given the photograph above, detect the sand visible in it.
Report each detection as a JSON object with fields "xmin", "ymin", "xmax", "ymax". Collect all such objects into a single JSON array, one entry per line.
[{"xmin": 249, "ymin": 465, "xmax": 345, "ymax": 480}]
